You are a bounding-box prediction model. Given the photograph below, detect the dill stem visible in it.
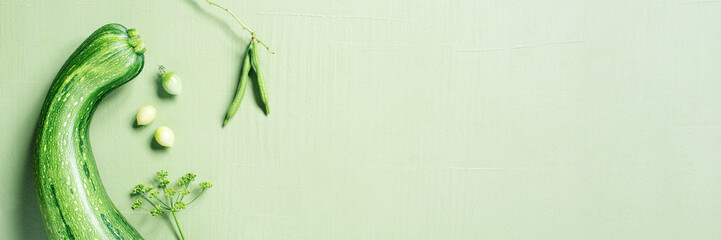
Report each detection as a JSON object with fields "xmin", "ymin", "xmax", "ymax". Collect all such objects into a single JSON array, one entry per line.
[
  {"xmin": 172, "ymin": 211, "xmax": 186, "ymax": 240},
  {"xmin": 188, "ymin": 190, "xmax": 206, "ymax": 204}
]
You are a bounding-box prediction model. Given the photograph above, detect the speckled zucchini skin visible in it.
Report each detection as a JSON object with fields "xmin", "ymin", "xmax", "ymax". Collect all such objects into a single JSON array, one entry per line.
[{"xmin": 33, "ymin": 23, "xmax": 145, "ymax": 240}]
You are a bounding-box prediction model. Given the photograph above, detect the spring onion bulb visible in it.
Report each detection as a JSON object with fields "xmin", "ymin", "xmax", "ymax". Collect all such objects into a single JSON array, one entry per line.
[
  {"xmin": 136, "ymin": 105, "xmax": 157, "ymax": 125},
  {"xmin": 155, "ymin": 126, "xmax": 175, "ymax": 147},
  {"xmin": 160, "ymin": 66, "xmax": 182, "ymax": 95}
]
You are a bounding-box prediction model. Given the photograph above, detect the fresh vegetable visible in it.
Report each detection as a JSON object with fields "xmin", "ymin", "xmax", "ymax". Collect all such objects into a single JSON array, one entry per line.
[
  {"xmin": 200, "ymin": 0, "xmax": 274, "ymax": 123},
  {"xmin": 222, "ymin": 43, "xmax": 252, "ymax": 126},
  {"xmin": 160, "ymin": 66, "xmax": 183, "ymax": 95},
  {"xmin": 155, "ymin": 126, "xmax": 175, "ymax": 147},
  {"xmin": 131, "ymin": 170, "xmax": 213, "ymax": 240},
  {"xmin": 33, "ymin": 23, "xmax": 145, "ymax": 239},
  {"xmin": 249, "ymin": 36, "xmax": 270, "ymax": 114},
  {"xmin": 136, "ymin": 105, "xmax": 157, "ymax": 126}
]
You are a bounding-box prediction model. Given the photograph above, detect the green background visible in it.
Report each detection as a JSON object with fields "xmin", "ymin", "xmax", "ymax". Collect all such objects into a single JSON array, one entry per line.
[{"xmin": 2, "ymin": 0, "xmax": 721, "ymax": 239}]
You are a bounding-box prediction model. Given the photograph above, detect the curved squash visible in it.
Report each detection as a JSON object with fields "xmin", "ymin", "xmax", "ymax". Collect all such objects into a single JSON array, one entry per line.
[{"xmin": 33, "ymin": 23, "xmax": 145, "ymax": 239}]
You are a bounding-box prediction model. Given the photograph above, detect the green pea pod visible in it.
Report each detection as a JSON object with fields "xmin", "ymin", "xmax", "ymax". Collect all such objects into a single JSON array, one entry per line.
[
  {"xmin": 250, "ymin": 38, "xmax": 270, "ymax": 115},
  {"xmin": 223, "ymin": 43, "xmax": 253, "ymax": 126}
]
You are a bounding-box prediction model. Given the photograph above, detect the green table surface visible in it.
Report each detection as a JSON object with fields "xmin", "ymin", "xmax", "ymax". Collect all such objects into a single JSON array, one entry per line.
[{"xmin": 2, "ymin": 0, "xmax": 721, "ymax": 239}]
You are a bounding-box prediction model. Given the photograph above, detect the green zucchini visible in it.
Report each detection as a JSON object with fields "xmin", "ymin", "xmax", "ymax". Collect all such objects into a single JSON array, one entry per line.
[{"xmin": 33, "ymin": 23, "xmax": 146, "ymax": 239}]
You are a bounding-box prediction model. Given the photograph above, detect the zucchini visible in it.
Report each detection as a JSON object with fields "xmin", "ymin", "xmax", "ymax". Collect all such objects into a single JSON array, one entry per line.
[{"xmin": 33, "ymin": 23, "xmax": 146, "ymax": 239}]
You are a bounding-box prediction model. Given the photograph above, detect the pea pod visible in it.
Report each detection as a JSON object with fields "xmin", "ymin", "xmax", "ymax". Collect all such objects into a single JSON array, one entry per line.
[
  {"xmin": 249, "ymin": 38, "xmax": 270, "ymax": 115},
  {"xmin": 223, "ymin": 43, "xmax": 253, "ymax": 126}
]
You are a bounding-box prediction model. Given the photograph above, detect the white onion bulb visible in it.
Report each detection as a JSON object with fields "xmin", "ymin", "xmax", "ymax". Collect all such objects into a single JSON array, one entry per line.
[
  {"xmin": 155, "ymin": 126, "xmax": 175, "ymax": 147},
  {"xmin": 136, "ymin": 105, "xmax": 157, "ymax": 126},
  {"xmin": 162, "ymin": 72, "xmax": 182, "ymax": 95}
]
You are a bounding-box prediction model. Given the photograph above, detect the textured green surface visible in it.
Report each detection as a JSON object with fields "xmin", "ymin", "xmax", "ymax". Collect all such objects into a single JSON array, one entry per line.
[
  {"xmin": 33, "ymin": 23, "xmax": 145, "ymax": 239},
  {"xmin": 2, "ymin": 0, "xmax": 721, "ymax": 239}
]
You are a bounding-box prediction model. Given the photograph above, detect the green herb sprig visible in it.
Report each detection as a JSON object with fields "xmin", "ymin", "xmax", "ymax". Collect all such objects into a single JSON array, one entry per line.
[{"xmin": 131, "ymin": 170, "xmax": 213, "ymax": 240}]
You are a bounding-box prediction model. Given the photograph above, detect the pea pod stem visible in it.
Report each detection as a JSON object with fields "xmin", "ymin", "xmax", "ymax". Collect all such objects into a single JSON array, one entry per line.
[
  {"xmin": 250, "ymin": 38, "xmax": 270, "ymax": 115},
  {"xmin": 203, "ymin": 0, "xmax": 274, "ymax": 54},
  {"xmin": 223, "ymin": 43, "xmax": 253, "ymax": 126}
]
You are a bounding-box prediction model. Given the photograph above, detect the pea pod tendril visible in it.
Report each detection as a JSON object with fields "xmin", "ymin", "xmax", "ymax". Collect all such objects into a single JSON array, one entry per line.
[{"xmin": 203, "ymin": 0, "xmax": 274, "ymax": 54}]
